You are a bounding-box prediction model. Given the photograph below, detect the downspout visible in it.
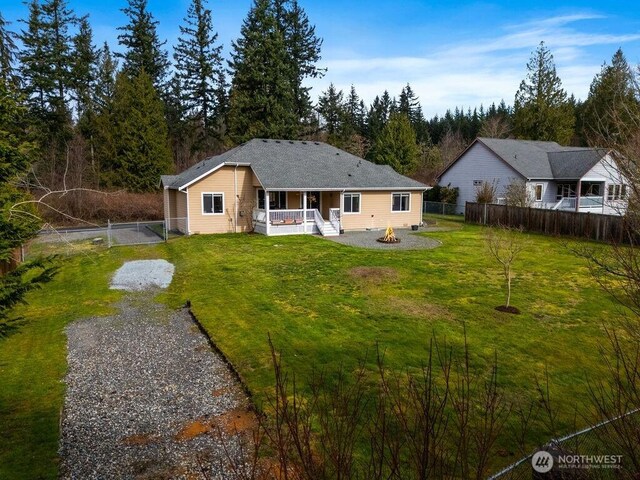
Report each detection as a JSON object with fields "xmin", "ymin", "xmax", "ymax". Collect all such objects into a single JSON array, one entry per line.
[
  {"xmin": 234, "ymin": 164, "xmax": 239, "ymax": 233},
  {"xmin": 340, "ymin": 189, "xmax": 345, "ymax": 233}
]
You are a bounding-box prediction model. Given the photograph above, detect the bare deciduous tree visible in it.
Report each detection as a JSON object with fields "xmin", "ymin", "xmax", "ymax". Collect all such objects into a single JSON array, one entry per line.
[
  {"xmin": 486, "ymin": 225, "xmax": 525, "ymax": 310},
  {"xmin": 503, "ymin": 179, "xmax": 533, "ymax": 207},
  {"xmin": 438, "ymin": 129, "xmax": 466, "ymax": 168},
  {"xmin": 478, "ymin": 116, "xmax": 511, "ymax": 139}
]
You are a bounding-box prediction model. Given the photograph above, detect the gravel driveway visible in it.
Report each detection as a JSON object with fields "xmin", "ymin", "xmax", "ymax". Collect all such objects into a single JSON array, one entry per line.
[{"xmin": 59, "ymin": 261, "xmax": 252, "ymax": 479}]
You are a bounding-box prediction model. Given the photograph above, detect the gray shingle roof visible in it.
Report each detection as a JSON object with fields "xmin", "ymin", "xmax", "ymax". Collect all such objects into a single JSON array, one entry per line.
[
  {"xmin": 162, "ymin": 139, "xmax": 427, "ymax": 191},
  {"xmin": 548, "ymin": 149, "xmax": 609, "ymax": 179},
  {"xmin": 472, "ymin": 138, "xmax": 607, "ymax": 180}
]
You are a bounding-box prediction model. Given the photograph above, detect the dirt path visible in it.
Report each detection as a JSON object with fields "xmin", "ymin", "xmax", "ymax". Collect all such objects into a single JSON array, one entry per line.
[{"xmin": 59, "ymin": 261, "xmax": 253, "ymax": 479}]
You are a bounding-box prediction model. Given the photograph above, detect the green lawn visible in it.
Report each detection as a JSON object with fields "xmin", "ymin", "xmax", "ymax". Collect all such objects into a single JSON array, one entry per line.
[{"xmin": 0, "ymin": 216, "xmax": 626, "ymax": 478}]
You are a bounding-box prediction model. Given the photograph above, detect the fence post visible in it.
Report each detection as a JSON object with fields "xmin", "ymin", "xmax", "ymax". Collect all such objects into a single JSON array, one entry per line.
[
  {"xmin": 442, "ymin": 202, "xmax": 445, "ymax": 215},
  {"xmin": 164, "ymin": 220, "xmax": 168, "ymax": 242},
  {"xmin": 107, "ymin": 219, "xmax": 112, "ymax": 248},
  {"xmin": 484, "ymin": 203, "xmax": 488, "ymax": 225}
]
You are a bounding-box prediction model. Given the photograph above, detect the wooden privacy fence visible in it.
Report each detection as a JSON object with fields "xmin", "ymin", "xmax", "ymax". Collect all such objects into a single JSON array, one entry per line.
[{"xmin": 465, "ymin": 202, "xmax": 630, "ymax": 243}]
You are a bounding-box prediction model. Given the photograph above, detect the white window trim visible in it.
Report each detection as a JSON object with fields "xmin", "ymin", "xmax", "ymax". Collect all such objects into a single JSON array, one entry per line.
[
  {"xmin": 257, "ymin": 189, "xmax": 288, "ymax": 210},
  {"xmin": 391, "ymin": 192, "xmax": 411, "ymax": 213},
  {"xmin": 535, "ymin": 183, "xmax": 543, "ymax": 202},
  {"xmin": 202, "ymin": 192, "xmax": 225, "ymax": 215},
  {"xmin": 343, "ymin": 192, "xmax": 361, "ymax": 214}
]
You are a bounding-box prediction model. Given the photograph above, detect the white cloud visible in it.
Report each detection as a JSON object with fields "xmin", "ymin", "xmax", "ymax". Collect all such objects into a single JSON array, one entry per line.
[{"xmin": 308, "ymin": 12, "xmax": 640, "ymax": 117}]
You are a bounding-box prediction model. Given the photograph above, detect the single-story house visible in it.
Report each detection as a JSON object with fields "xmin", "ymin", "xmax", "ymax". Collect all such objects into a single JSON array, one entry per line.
[
  {"xmin": 438, "ymin": 137, "xmax": 629, "ymax": 215},
  {"xmin": 161, "ymin": 139, "xmax": 428, "ymax": 236}
]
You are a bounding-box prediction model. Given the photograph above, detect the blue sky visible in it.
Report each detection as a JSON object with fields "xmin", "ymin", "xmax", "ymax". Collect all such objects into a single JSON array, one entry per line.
[{"xmin": 2, "ymin": 0, "xmax": 640, "ymax": 116}]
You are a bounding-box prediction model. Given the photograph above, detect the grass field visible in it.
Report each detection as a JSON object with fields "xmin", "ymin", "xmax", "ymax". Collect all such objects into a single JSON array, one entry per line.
[{"xmin": 0, "ymin": 216, "xmax": 626, "ymax": 478}]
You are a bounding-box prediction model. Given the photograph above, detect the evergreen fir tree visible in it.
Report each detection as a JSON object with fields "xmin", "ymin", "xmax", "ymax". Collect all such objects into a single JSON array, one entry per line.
[
  {"xmin": 103, "ymin": 71, "xmax": 173, "ymax": 191},
  {"xmin": 214, "ymin": 68, "xmax": 229, "ymax": 121},
  {"xmin": 19, "ymin": 0, "xmax": 51, "ymax": 115},
  {"xmin": 398, "ymin": 83, "xmax": 429, "ymax": 143},
  {"xmin": 343, "ymin": 85, "xmax": 365, "ymax": 136},
  {"xmin": 317, "ymin": 83, "xmax": 344, "ymax": 135},
  {"xmin": 71, "ymin": 15, "xmax": 98, "ymax": 121},
  {"xmin": 513, "ymin": 42, "xmax": 574, "ymax": 144},
  {"xmin": 227, "ymin": 0, "xmax": 297, "ymax": 143},
  {"xmin": 0, "ymin": 13, "xmax": 18, "ymax": 86},
  {"xmin": 0, "ymin": 81, "xmax": 56, "ymax": 336},
  {"xmin": 117, "ymin": 0, "xmax": 169, "ymax": 89},
  {"xmin": 92, "ymin": 43, "xmax": 119, "ymax": 180},
  {"xmin": 276, "ymin": 0, "xmax": 323, "ymax": 125},
  {"xmin": 582, "ymin": 48, "xmax": 640, "ymax": 146},
  {"xmin": 372, "ymin": 112, "xmax": 420, "ymax": 175},
  {"xmin": 41, "ymin": 0, "xmax": 75, "ymax": 107},
  {"xmin": 173, "ymin": 0, "xmax": 224, "ymax": 141},
  {"xmin": 94, "ymin": 43, "xmax": 118, "ymax": 113},
  {"xmin": 365, "ymin": 90, "xmax": 393, "ymax": 158}
]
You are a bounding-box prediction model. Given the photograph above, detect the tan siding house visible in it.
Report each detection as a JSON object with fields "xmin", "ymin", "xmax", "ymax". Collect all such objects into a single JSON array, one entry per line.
[{"xmin": 162, "ymin": 139, "xmax": 428, "ymax": 237}]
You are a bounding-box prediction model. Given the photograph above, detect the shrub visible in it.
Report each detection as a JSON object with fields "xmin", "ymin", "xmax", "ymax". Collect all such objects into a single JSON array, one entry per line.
[
  {"xmin": 475, "ymin": 180, "xmax": 498, "ymax": 204},
  {"xmin": 36, "ymin": 190, "xmax": 164, "ymax": 226}
]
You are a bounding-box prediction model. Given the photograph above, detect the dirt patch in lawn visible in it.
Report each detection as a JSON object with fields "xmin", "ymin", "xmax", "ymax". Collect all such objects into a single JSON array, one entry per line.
[
  {"xmin": 348, "ymin": 266, "xmax": 399, "ymax": 285},
  {"xmin": 380, "ymin": 296, "xmax": 452, "ymax": 319}
]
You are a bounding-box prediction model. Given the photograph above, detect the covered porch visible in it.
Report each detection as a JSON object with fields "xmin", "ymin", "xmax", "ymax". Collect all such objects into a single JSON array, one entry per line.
[
  {"xmin": 252, "ymin": 190, "xmax": 341, "ymax": 236},
  {"xmin": 552, "ymin": 181, "xmax": 606, "ymax": 213}
]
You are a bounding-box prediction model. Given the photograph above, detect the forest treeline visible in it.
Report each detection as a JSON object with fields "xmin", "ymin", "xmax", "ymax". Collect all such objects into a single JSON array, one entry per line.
[{"xmin": 1, "ymin": 0, "xmax": 639, "ymax": 193}]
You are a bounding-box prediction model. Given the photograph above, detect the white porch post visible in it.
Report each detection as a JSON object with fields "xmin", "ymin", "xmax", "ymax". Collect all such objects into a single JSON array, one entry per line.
[
  {"xmin": 576, "ymin": 180, "xmax": 581, "ymax": 212},
  {"xmin": 303, "ymin": 191, "xmax": 308, "ymax": 234},
  {"xmin": 265, "ymin": 191, "xmax": 270, "ymax": 236},
  {"xmin": 339, "ymin": 191, "xmax": 344, "ymax": 232}
]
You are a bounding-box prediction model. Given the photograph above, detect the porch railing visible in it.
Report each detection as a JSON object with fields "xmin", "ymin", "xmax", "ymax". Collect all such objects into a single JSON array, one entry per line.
[
  {"xmin": 553, "ymin": 196, "xmax": 604, "ymax": 211},
  {"xmin": 553, "ymin": 197, "xmax": 577, "ymax": 210},
  {"xmin": 580, "ymin": 196, "xmax": 604, "ymax": 208},
  {"xmin": 253, "ymin": 209, "xmax": 316, "ymax": 224},
  {"xmin": 329, "ymin": 208, "xmax": 341, "ymax": 231}
]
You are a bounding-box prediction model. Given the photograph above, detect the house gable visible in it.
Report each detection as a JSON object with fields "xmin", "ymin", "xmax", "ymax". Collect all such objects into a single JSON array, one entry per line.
[
  {"xmin": 581, "ymin": 153, "xmax": 627, "ymax": 184},
  {"xmin": 439, "ymin": 141, "xmax": 524, "ymax": 209}
]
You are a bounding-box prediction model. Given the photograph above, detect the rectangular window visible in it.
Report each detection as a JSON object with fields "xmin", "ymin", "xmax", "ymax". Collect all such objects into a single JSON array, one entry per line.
[
  {"xmin": 343, "ymin": 193, "xmax": 361, "ymax": 214},
  {"xmin": 257, "ymin": 190, "xmax": 287, "ymax": 210},
  {"xmin": 556, "ymin": 184, "xmax": 576, "ymax": 200},
  {"xmin": 392, "ymin": 193, "xmax": 410, "ymax": 212},
  {"xmin": 607, "ymin": 184, "xmax": 627, "ymax": 201},
  {"xmin": 535, "ymin": 184, "xmax": 543, "ymax": 202},
  {"xmin": 202, "ymin": 193, "xmax": 223, "ymax": 214}
]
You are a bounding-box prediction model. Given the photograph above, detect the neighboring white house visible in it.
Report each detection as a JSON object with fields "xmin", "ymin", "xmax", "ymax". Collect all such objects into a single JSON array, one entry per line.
[{"xmin": 438, "ymin": 137, "xmax": 629, "ymax": 215}]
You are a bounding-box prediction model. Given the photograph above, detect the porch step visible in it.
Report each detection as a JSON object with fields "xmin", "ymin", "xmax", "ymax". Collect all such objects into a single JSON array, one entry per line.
[{"xmin": 321, "ymin": 226, "xmax": 339, "ymax": 237}]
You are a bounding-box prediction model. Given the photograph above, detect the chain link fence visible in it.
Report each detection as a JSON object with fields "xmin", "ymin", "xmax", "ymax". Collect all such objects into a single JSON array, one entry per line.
[
  {"xmin": 106, "ymin": 220, "xmax": 166, "ymax": 247},
  {"xmin": 35, "ymin": 218, "xmax": 187, "ymax": 253},
  {"xmin": 488, "ymin": 409, "xmax": 640, "ymax": 479},
  {"xmin": 423, "ymin": 200, "xmax": 463, "ymax": 215}
]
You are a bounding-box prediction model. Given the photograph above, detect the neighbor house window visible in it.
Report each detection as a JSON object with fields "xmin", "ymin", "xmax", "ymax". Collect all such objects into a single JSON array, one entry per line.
[
  {"xmin": 556, "ymin": 184, "xmax": 576, "ymax": 200},
  {"xmin": 392, "ymin": 193, "xmax": 410, "ymax": 212},
  {"xmin": 607, "ymin": 184, "xmax": 627, "ymax": 201},
  {"xmin": 535, "ymin": 184, "xmax": 543, "ymax": 202},
  {"xmin": 202, "ymin": 193, "xmax": 223, "ymax": 214},
  {"xmin": 257, "ymin": 190, "xmax": 287, "ymax": 209},
  {"xmin": 343, "ymin": 193, "xmax": 361, "ymax": 213}
]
